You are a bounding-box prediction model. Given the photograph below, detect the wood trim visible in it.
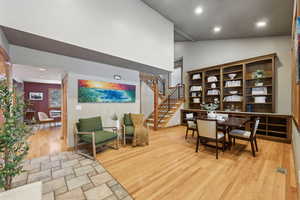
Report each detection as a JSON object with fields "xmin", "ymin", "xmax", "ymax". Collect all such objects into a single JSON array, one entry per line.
[
  {"xmin": 187, "ymin": 53, "xmax": 277, "ymax": 74},
  {"xmin": 61, "ymin": 74, "xmax": 68, "ymax": 145}
]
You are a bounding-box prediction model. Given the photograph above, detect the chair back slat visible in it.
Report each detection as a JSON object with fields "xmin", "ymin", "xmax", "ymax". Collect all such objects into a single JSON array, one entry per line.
[
  {"xmin": 252, "ymin": 118, "xmax": 260, "ymax": 138},
  {"xmin": 196, "ymin": 119, "xmax": 217, "ymax": 139}
]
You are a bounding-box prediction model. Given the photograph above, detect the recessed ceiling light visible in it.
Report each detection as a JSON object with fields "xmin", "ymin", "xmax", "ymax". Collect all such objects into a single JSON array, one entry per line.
[
  {"xmin": 39, "ymin": 68, "xmax": 47, "ymax": 72},
  {"xmin": 194, "ymin": 6, "xmax": 203, "ymax": 15},
  {"xmin": 256, "ymin": 20, "xmax": 267, "ymax": 28},
  {"xmin": 213, "ymin": 26, "xmax": 222, "ymax": 33}
]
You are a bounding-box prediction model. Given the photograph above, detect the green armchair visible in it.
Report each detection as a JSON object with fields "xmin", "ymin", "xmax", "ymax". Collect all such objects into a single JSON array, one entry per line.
[
  {"xmin": 74, "ymin": 116, "xmax": 119, "ymax": 160},
  {"xmin": 122, "ymin": 113, "xmax": 134, "ymax": 145}
]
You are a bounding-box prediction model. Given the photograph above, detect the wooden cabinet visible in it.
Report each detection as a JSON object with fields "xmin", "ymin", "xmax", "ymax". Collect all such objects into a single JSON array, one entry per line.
[
  {"xmin": 187, "ymin": 54, "xmax": 276, "ymax": 113},
  {"xmin": 180, "ymin": 109, "xmax": 292, "ymax": 143}
]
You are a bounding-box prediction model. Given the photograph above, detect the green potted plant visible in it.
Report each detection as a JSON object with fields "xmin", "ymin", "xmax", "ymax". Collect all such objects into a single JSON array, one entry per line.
[
  {"xmin": 253, "ymin": 69, "xmax": 264, "ymax": 86},
  {"xmin": 0, "ymin": 80, "xmax": 31, "ymax": 190}
]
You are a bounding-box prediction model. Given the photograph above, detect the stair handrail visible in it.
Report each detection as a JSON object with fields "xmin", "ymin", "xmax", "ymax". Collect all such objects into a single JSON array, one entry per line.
[{"xmin": 157, "ymin": 83, "xmax": 185, "ymax": 124}]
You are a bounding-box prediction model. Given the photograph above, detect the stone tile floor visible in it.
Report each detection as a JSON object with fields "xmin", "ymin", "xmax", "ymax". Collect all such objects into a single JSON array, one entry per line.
[{"xmin": 8, "ymin": 151, "xmax": 133, "ymax": 200}]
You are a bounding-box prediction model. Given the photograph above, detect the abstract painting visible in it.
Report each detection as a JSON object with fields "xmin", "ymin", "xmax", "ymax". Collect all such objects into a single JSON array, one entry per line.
[
  {"xmin": 49, "ymin": 88, "xmax": 61, "ymax": 108},
  {"xmin": 78, "ymin": 80, "xmax": 136, "ymax": 103}
]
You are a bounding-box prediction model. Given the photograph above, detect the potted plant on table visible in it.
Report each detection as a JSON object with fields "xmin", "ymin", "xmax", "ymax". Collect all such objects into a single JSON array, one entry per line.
[{"xmin": 0, "ymin": 80, "xmax": 31, "ymax": 190}]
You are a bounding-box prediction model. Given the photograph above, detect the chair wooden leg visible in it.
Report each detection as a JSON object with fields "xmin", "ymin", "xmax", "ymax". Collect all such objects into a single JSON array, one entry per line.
[
  {"xmin": 192, "ymin": 130, "xmax": 194, "ymax": 138},
  {"xmin": 233, "ymin": 138, "xmax": 236, "ymax": 145},
  {"xmin": 92, "ymin": 133, "xmax": 97, "ymax": 160},
  {"xmin": 250, "ymin": 140, "xmax": 255, "ymax": 157},
  {"xmin": 228, "ymin": 135, "xmax": 232, "ymax": 150},
  {"xmin": 222, "ymin": 137, "xmax": 225, "ymax": 152},
  {"xmin": 196, "ymin": 135, "xmax": 200, "ymax": 152},
  {"xmin": 254, "ymin": 137, "xmax": 258, "ymax": 152},
  {"xmin": 185, "ymin": 128, "xmax": 188, "ymax": 139},
  {"xmin": 216, "ymin": 137, "xmax": 218, "ymax": 159}
]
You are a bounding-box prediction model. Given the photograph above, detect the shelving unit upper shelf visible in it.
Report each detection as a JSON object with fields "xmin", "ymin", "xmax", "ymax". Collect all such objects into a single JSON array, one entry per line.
[{"xmin": 187, "ymin": 53, "xmax": 276, "ymax": 113}]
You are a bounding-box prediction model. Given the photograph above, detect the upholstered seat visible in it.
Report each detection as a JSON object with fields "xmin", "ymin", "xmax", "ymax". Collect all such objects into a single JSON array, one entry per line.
[
  {"xmin": 229, "ymin": 129, "xmax": 251, "ymax": 138},
  {"xmin": 216, "ymin": 131, "xmax": 225, "ymax": 139},
  {"xmin": 80, "ymin": 130, "xmax": 118, "ymax": 144},
  {"xmin": 122, "ymin": 113, "xmax": 135, "ymax": 144},
  {"xmin": 74, "ymin": 116, "xmax": 118, "ymax": 160}
]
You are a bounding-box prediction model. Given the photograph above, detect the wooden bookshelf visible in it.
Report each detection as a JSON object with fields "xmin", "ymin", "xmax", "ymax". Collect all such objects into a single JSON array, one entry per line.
[
  {"xmin": 189, "ymin": 71, "xmax": 203, "ymax": 109},
  {"xmin": 187, "ymin": 54, "xmax": 276, "ymax": 113}
]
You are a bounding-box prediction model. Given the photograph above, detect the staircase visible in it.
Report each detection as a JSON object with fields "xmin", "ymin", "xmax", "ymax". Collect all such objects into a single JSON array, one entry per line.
[{"xmin": 145, "ymin": 84, "xmax": 185, "ymax": 129}]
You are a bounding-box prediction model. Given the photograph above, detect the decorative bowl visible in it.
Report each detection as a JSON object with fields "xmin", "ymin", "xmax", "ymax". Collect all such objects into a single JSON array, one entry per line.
[{"xmin": 228, "ymin": 73, "xmax": 237, "ymax": 80}]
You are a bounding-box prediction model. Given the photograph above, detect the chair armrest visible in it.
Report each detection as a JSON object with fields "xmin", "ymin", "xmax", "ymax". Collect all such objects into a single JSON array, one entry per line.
[{"xmin": 103, "ymin": 126, "xmax": 117, "ymax": 133}]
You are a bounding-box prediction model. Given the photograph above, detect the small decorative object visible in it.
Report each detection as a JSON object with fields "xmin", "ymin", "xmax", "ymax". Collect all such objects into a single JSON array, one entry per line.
[
  {"xmin": 192, "ymin": 74, "xmax": 201, "ymax": 80},
  {"xmin": 193, "ymin": 98, "xmax": 200, "ymax": 103},
  {"xmin": 49, "ymin": 88, "xmax": 61, "ymax": 108},
  {"xmin": 254, "ymin": 96, "xmax": 266, "ymax": 103},
  {"xmin": 190, "ymin": 86, "xmax": 202, "ymax": 92},
  {"xmin": 253, "ymin": 69, "xmax": 264, "ymax": 86},
  {"xmin": 0, "ymin": 81, "xmax": 32, "ymax": 190},
  {"xmin": 207, "ymin": 76, "xmax": 218, "ymax": 82},
  {"xmin": 201, "ymin": 103, "xmax": 219, "ymax": 119},
  {"xmin": 225, "ymin": 80, "xmax": 241, "ymax": 87},
  {"xmin": 252, "ymin": 87, "xmax": 267, "ymax": 95},
  {"xmin": 211, "ymin": 83, "xmax": 216, "ymax": 88},
  {"xmin": 29, "ymin": 92, "xmax": 43, "ymax": 101},
  {"xmin": 111, "ymin": 113, "xmax": 120, "ymax": 129},
  {"xmin": 228, "ymin": 73, "xmax": 237, "ymax": 80},
  {"xmin": 78, "ymin": 80, "xmax": 136, "ymax": 103},
  {"xmin": 229, "ymin": 90, "xmax": 238, "ymax": 95}
]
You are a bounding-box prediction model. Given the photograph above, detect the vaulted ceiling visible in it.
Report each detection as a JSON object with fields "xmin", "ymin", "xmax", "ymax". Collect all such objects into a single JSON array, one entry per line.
[{"xmin": 142, "ymin": 0, "xmax": 293, "ymax": 41}]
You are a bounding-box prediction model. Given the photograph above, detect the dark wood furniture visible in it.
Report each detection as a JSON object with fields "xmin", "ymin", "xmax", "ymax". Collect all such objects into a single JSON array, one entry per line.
[
  {"xmin": 181, "ymin": 109, "xmax": 292, "ymax": 143},
  {"xmin": 188, "ymin": 54, "xmax": 276, "ymax": 113},
  {"xmin": 195, "ymin": 119, "xmax": 226, "ymax": 159},
  {"xmin": 228, "ymin": 118, "xmax": 260, "ymax": 157},
  {"xmin": 185, "ymin": 119, "xmax": 198, "ymax": 139}
]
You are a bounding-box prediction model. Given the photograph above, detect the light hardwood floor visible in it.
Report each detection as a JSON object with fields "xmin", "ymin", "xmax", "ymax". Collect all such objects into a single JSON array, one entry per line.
[
  {"xmin": 27, "ymin": 126, "xmax": 298, "ymax": 200},
  {"xmin": 97, "ymin": 126, "xmax": 298, "ymax": 200},
  {"xmin": 27, "ymin": 126, "xmax": 67, "ymax": 160}
]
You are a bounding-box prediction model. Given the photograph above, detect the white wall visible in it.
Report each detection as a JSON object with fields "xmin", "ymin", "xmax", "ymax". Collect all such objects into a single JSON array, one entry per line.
[
  {"xmin": 0, "ymin": 0, "xmax": 174, "ymax": 71},
  {"xmin": 67, "ymin": 72, "xmax": 140, "ymax": 147},
  {"xmin": 141, "ymin": 81, "xmax": 154, "ymax": 119},
  {"xmin": 0, "ymin": 28, "xmax": 9, "ymax": 54},
  {"xmin": 175, "ymin": 36, "xmax": 292, "ymax": 114},
  {"xmin": 170, "ymin": 67, "xmax": 182, "ymax": 87},
  {"xmin": 9, "ymin": 45, "xmax": 141, "ymax": 147}
]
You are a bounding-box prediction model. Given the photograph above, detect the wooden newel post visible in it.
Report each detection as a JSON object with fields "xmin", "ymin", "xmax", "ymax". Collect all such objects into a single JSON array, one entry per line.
[{"xmin": 153, "ymin": 80, "xmax": 159, "ymax": 130}]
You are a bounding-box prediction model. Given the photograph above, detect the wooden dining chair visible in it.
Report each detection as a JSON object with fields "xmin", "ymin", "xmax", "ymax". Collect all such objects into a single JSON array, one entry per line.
[
  {"xmin": 185, "ymin": 113, "xmax": 197, "ymax": 139},
  {"xmin": 228, "ymin": 118, "xmax": 259, "ymax": 157},
  {"xmin": 196, "ymin": 119, "xmax": 226, "ymax": 159}
]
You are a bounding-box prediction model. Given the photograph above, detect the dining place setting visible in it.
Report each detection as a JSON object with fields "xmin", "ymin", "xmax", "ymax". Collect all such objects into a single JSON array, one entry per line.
[{"xmin": 185, "ymin": 111, "xmax": 260, "ymax": 159}]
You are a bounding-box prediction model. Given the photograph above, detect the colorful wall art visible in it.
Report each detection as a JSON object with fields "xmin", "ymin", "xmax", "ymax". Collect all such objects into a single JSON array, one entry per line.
[{"xmin": 78, "ymin": 80, "xmax": 136, "ymax": 103}]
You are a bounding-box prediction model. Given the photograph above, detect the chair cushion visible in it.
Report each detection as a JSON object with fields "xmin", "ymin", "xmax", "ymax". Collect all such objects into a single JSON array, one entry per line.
[
  {"xmin": 78, "ymin": 116, "xmax": 103, "ymax": 132},
  {"xmin": 124, "ymin": 114, "xmax": 133, "ymax": 126},
  {"xmin": 80, "ymin": 130, "xmax": 117, "ymax": 144},
  {"xmin": 229, "ymin": 129, "xmax": 251, "ymax": 138},
  {"xmin": 187, "ymin": 121, "xmax": 197, "ymax": 129},
  {"xmin": 125, "ymin": 125, "xmax": 134, "ymax": 136}
]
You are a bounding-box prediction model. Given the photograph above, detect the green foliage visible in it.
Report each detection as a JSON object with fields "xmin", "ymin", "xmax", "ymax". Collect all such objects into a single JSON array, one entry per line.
[{"xmin": 0, "ymin": 81, "xmax": 31, "ymax": 190}]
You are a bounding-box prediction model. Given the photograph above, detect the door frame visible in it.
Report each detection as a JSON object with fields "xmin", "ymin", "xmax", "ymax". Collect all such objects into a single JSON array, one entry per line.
[{"xmin": 61, "ymin": 74, "xmax": 68, "ymax": 146}]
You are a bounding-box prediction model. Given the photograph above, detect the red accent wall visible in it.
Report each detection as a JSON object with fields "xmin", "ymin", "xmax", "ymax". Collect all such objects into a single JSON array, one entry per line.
[{"xmin": 24, "ymin": 82, "xmax": 61, "ymax": 120}]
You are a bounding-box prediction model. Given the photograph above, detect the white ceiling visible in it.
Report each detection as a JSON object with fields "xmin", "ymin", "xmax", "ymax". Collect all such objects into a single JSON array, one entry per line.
[
  {"xmin": 12, "ymin": 64, "xmax": 63, "ymax": 84},
  {"xmin": 142, "ymin": 0, "xmax": 293, "ymax": 41}
]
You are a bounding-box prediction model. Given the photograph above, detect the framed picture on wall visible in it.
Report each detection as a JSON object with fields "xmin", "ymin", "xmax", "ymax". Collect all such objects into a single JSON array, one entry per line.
[
  {"xmin": 49, "ymin": 88, "xmax": 61, "ymax": 108},
  {"xmin": 29, "ymin": 92, "xmax": 43, "ymax": 101}
]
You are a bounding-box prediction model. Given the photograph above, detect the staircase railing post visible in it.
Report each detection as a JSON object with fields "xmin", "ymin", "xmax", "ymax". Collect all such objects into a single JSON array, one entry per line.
[{"xmin": 153, "ymin": 79, "xmax": 158, "ymax": 130}]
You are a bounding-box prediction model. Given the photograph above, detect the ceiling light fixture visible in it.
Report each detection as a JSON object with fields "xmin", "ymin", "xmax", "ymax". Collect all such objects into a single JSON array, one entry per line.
[
  {"xmin": 213, "ymin": 26, "xmax": 222, "ymax": 33},
  {"xmin": 256, "ymin": 20, "xmax": 267, "ymax": 28},
  {"xmin": 39, "ymin": 68, "xmax": 47, "ymax": 72},
  {"xmin": 194, "ymin": 6, "xmax": 203, "ymax": 15}
]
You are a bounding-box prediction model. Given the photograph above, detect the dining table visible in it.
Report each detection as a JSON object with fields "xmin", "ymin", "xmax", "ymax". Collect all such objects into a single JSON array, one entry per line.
[{"xmin": 191, "ymin": 116, "xmax": 251, "ymax": 149}]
